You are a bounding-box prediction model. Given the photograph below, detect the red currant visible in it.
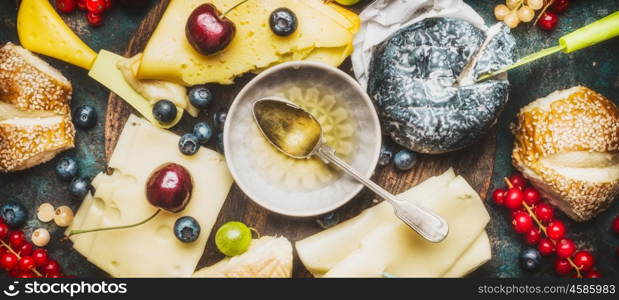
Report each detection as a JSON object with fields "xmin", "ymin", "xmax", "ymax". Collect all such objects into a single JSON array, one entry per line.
[
  {"xmin": 0, "ymin": 223, "xmax": 8, "ymax": 239},
  {"xmin": 511, "ymin": 209, "xmax": 526, "ymax": 219},
  {"xmin": 573, "ymin": 250, "xmax": 595, "ymax": 272},
  {"xmin": 48, "ymin": 273, "xmax": 63, "ymax": 278},
  {"xmin": 32, "ymin": 249, "xmax": 49, "ymax": 267},
  {"xmin": 538, "ymin": 11, "xmax": 559, "ymax": 31},
  {"xmin": 524, "ymin": 228, "xmax": 542, "ymax": 245},
  {"xmin": 77, "ymin": 0, "xmax": 87, "ymax": 10},
  {"xmin": 87, "ymin": 12, "xmax": 104, "ymax": 26},
  {"xmin": 551, "ymin": 0, "xmax": 569, "ymax": 13},
  {"xmin": 0, "ymin": 253, "xmax": 18, "ymax": 271},
  {"xmin": 18, "ymin": 243, "xmax": 33, "ymax": 256},
  {"xmin": 508, "ymin": 174, "xmax": 527, "ymax": 190},
  {"xmin": 554, "ymin": 257, "xmax": 572, "ymax": 276},
  {"xmin": 584, "ymin": 270, "xmax": 602, "ymax": 278},
  {"xmin": 492, "ymin": 189, "xmax": 506, "ymax": 206},
  {"xmin": 534, "ymin": 203, "xmax": 554, "ymax": 223},
  {"xmin": 8, "ymin": 269, "xmax": 20, "ymax": 278},
  {"xmin": 556, "ymin": 238, "xmax": 576, "ymax": 258},
  {"xmin": 538, "ymin": 238, "xmax": 555, "ymax": 256},
  {"xmin": 512, "ymin": 211, "xmax": 533, "ymax": 234},
  {"xmin": 547, "ymin": 220, "xmax": 566, "ymax": 240},
  {"xmin": 17, "ymin": 256, "xmax": 35, "ymax": 272},
  {"xmin": 86, "ymin": 0, "xmax": 106, "ymax": 13},
  {"xmin": 56, "ymin": 0, "xmax": 76, "ymax": 13},
  {"xmin": 504, "ymin": 188, "xmax": 524, "ymax": 210},
  {"xmin": 8, "ymin": 231, "xmax": 25, "ymax": 248},
  {"xmin": 103, "ymin": 0, "xmax": 113, "ymax": 11},
  {"xmin": 17, "ymin": 271, "xmax": 34, "ymax": 278},
  {"xmin": 523, "ymin": 188, "xmax": 541, "ymax": 205},
  {"xmin": 612, "ymin": 215, "xmax": 619, "ymax": 235},
  {"xmin": 42, "ymin": 260, "xmax": 61, "ymax": 275}
]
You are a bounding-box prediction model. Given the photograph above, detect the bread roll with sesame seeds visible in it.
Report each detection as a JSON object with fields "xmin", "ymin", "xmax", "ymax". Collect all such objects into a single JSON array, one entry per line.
[
  {"xmin": 0, "ymin": 42, "xmax": 75, "ymax": 172},
  {"xmin": 512, "ymin": 86, "xmax": 619, "ymax": 222}
]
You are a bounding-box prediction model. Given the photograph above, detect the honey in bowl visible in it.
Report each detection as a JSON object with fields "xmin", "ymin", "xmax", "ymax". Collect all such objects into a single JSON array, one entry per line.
[{"xmin": 248, "ymin": 84, "xmax": 358, "ymax": 191}]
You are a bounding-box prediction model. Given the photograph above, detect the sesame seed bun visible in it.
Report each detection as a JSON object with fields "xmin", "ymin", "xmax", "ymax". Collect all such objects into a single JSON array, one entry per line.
[{"xmin": 512, "ymin": 86, "xmax": 619, "ymax": 221}]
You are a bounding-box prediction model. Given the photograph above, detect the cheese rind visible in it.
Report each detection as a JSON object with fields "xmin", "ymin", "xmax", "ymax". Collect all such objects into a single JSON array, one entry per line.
[{"xmin": 67, "ymin": 115, "xmax": 233, "ymax": 277}]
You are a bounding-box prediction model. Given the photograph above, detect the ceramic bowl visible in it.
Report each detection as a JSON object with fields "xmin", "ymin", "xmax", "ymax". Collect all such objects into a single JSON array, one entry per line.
[{"xmin": 224, "ymin": 61, "xmax": 381, "ymax": 217}]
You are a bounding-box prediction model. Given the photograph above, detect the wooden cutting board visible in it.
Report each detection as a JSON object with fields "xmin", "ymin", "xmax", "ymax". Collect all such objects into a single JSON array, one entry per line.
[{"xmin": 104, "ymin": 0, "xmax": 497, "ymax": 277}]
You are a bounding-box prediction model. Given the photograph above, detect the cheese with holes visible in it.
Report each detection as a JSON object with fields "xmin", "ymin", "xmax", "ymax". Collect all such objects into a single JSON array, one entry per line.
[
  {"xmin": 138, "ymin": 0, "xmax": 357, "ymax": 85},
  {"xmin": 17, "ymin": 0, "xmax": 96, "ymax": 70},
  {"xmin": 66, "ymin": 115, "xmax": 233, "ymax": 277},
  {"xmin": 296, "ymin": 169, "xmax": 491, "ymax": 277}
]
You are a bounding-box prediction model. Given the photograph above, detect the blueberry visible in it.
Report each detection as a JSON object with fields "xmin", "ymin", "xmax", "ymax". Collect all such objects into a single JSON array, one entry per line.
[
  {"xmin": 519, "ymin": 248, "xmax": 542, "ymax": 272},
  {"xmin": 55, "ymin": 157, "xmax": 78, "ymax": 181},
  {"xmin": 394, "ymin": 150, "xmax": 417, "ymax": 171},
  {"xmin": 317, "ymin": 212, "xmax": 340, "ymax": 229},
  {"xmin": 193, "ymin": 122, "xmax": 213, "ymax": 144},
  {"xmin": 174, "ymin": 216, "xmax": 201, "ymax": 243},
  {"xmin": 153, "ymin": 100, "xmax": 177, "ymax": 124},
  {"xmin": 213, "ymin": 111, "xmax": 227, "ymax": 130},
  {"xmin": 69, "ymin": 177, "xmax": 91, "ymax": 199},
  {"xmin": 73, "ymin": 105, "xmax": 97, "ymax": 129},
  {"xmin": 378, "ymin": 144, "xmax": 393, "ymax": 167},
  {"xmin": 188, "ymin": 85, "xmax": 213, "ymax": 110},
  {"xmin": 216, "ymin": 132, "xmax": 224, "ymax": 154},
  {"xmin": 0, "ymin": 201, "xmax": 27, "ymax": 228},
  {"xmin": 269, "ymin": 8, "xmax": 297, "ymax": 37},
  {"xmin": 179, "ymin": 133, "xmax": 200, "ymax": 156}
]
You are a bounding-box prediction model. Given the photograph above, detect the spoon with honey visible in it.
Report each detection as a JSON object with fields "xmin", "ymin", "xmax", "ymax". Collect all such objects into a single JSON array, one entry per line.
[{"xmin": 252, "ymin": 97, "xmax": 449, "ymax": 243}]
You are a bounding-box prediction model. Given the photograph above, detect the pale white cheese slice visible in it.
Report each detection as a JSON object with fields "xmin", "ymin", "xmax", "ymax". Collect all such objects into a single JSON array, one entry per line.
[
  {"xmin": 443, "ymin": 231, "xmax": 491, "ymax": 277},
  {"xmin": 66, "ymin": 115, "xmax": 233, "ymax": 277}
]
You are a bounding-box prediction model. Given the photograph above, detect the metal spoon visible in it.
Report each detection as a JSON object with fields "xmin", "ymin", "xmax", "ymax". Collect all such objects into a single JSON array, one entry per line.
[{"xmin": 252, "ymin": 97, "xmax": 449, "ymax": 243}]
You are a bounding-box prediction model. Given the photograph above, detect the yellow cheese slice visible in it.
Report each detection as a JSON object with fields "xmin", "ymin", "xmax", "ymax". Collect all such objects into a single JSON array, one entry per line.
[
  {"xmin": 326, "ymin": 3, "xmax": 361, "ymax": 34},
  {"xmin": 17, "ymin": 0, "xmax": 97, "ymax": 70},
  {"xmin": 138, "ymin": 0, "xmax": 353, "ymax": 85},
  {"xmin": 67, "ymin": 115, "xmax": 233, "ymax": 277},
  {"xmin": 443, "ymin": 231, "xmax": 491, "ymax": 277},
  {"xmin": 296, "ymin": 169, "xmax": 491, "ymax": 278},
  {"xmin": 88, "ymin": 50, "xmax": 183, "ymax": 128}
]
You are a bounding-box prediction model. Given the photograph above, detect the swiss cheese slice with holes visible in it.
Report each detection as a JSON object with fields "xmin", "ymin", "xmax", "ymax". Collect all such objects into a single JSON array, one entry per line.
[
  {"xmin": 138, "ymin": 0, "xmax": 354, "ymax": 85},
  {"xmin": 66, "ymin": 115, "xmax": 233, "ymax": 277}
]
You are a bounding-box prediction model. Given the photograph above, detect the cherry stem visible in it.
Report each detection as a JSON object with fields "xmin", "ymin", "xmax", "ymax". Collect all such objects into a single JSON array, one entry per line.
[
  {"xmin": 67, "ymin": 209, "xmax": 161, "ymax": 238},
  {"xmin": 0, "ymin": 240, "xmax": 43, "ymax": 277},
  {"xmin": 503, "ymin": 176, "xmax": 582, "ymax": 278},
  {"xmin": 533, "ymin": 0, "xmax": 556, "ymax": 26},
  {"xmin": 222, "ymin": 0, "xmax": 250, "ymax": 18}
]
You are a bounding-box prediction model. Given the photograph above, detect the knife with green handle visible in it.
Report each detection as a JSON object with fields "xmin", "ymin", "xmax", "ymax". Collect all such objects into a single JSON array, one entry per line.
[{"xmin": 477, "ymin": 11, "xmax": 619, "ymax": 82}]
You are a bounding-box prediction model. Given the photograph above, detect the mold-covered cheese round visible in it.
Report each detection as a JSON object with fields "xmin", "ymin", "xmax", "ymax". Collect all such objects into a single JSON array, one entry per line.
[{"xmin": 368, "ymin": 18, "xmax": 516, "ymax": 154}]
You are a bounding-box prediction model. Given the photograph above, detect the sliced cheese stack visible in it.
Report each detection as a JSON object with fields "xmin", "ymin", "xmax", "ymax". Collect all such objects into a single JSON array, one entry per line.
[
  {"xmin": 138, "ymin": 0, "xmax": 359, "ymax": 85},
  {"xmin": 66, "ymin": 115, "xmax": 233, "ymax": 277},
  {"xmin": 296, "ymin": 169, "xmax": 491, "ymax": 277}
]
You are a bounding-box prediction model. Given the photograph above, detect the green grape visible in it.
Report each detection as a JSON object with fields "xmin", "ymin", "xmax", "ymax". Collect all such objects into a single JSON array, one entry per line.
[
  {"xmin": 215, "ymin": 221, "xmax": 252, "ymax": 256},
  {"xmin": 334, "ymin": 0, "xmax": 361, "ymax": 6}
]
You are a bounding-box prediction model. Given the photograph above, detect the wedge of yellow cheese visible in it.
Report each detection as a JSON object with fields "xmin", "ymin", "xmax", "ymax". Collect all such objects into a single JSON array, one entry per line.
[
  {"xmin": 17, "ymin": 0, "xmax": 96, "ymax": 70},
  {"xmin": 138, "ymin": 0, "xmax": 356, "ymax": 85},
  {"xmin": 67, "ymin": 115, "xmax": 233, "ymax": 277}
]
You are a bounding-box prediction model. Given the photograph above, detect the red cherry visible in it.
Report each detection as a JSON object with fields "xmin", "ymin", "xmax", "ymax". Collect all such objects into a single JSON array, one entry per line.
[
  {"xmin": 538, "ymin": 11, "xmax": 559, "ymax": 31},
  {"xmin": 0, "ymin": 253, "xmax": 18, "ymax": 271},
  {"xmin": 584, "ymin": 270, "xmax": 602, "ymax": 278},
  {"xmin": 512, "ymin": 211, "xmax": 533, "ymax": 234},
  {"xmin": 32, "ymin": 249, "xmax": 49, "ymax": 267},
  {"xmin": 551, "ymin": 0, "xmax": 569, "ymax": 13},
  {"xmin": 0, "ymin": 223, "xmax": 8, "ymax": 239},
  {"xmin": 534, "ymin": 203, "xmax": 554, "ymax": 223},
  {"xmin": 547, "ymin": 220, "xmax": 566, "ymax": 240},
  {"xmin": 86, "ymin": 0, "xmax": 106, "ymax": 13},
  {"xmin": 523, "ymin": 188, "xmax": 541, "ymax": 205},
  {"xmin": 42, "ymin": 260, "xmax": 61, "ymax": 275},
  {"xmin": 573, "ymin": 251, "xmax": 595, "ymax": 272},
  {"xmin": 508, "ymin": 174, "xmax": 527, "ymax": 190},
  {"xmin": 87, "ymin": 12, "xmax": 104, "ymax": 26},
  {"xmin": 556, "ymin": 238, "xmax": 576, "ymax": 258},
  {"xmin": 77, "ymin": 0, "xmax": 87, "ymax": 10},
  {"xmin": 538, "ymin": 238, "xmax": 555, "ymax": 256},
  {"xmin": 56, "ymin": 0, "xmax": 76, "ymax": 13},
  {"xmin": 8, "ymin": 231, "xmax": 25, "ymax": 248},
  {"xmin": 612, "ymin": 215, "xmax": 619, "ymax": 235},
  {"xmin": 524, "ymin": 228, "xmax": 542, "ymax": 245},
  {"xmin": 492, "ymin": 188, "xmax": 506, "ymax": 206},
  {"xmin": 554, "ymin": 257, "xmax": 573, "ymax": 276},
  {"xmin": 17, "ymin": 256, "xmax": 35, "ymax": 272},
  {"xmin": 18, "ymin": 243, "xmax": 33, "ymax": 256},
  {"xmin": 504, "ymin": 188, "xmax": 524, "ymax": 210}
]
